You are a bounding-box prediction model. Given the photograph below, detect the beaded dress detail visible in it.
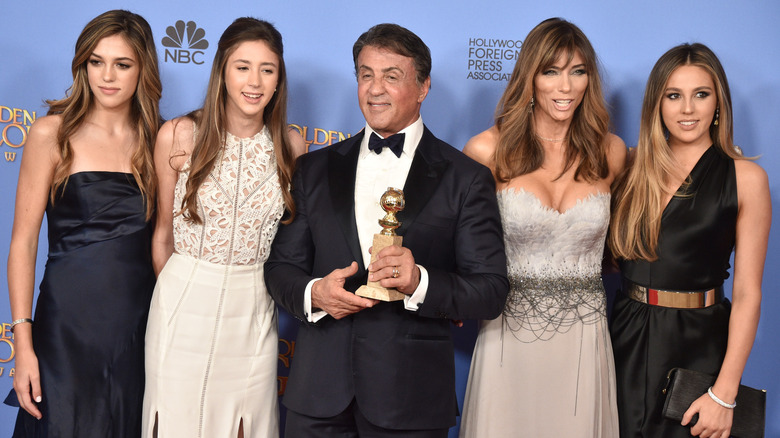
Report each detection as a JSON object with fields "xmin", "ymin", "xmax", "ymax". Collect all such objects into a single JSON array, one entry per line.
[
  {"xmin": 460, "ymin": 188, "xmax": 618, "ymax": 437},
  {"xmin": 501, "ymin": 188, "xmax": 608, "ymax": 341}
]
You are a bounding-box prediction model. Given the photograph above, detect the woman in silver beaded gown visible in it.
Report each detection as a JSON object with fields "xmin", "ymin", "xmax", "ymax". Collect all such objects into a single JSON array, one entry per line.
[
  {"xmin": 459, "ymin": 18, "xmax": 625, "ymax": 437},
  {"xmin": 142, "ymin": 18, "xmax": 304, "ymax": 438}
]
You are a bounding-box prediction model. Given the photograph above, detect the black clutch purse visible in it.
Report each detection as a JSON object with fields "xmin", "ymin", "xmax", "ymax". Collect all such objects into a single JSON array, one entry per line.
[{"xmin": 662, "ymin": 368, "xmax": 766, "ymax": 438}]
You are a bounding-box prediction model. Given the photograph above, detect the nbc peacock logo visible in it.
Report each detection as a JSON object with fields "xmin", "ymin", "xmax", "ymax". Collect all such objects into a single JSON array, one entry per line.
[{"xmin": 162, "ymin": 20, "xmax": 209, "ymax": 65}]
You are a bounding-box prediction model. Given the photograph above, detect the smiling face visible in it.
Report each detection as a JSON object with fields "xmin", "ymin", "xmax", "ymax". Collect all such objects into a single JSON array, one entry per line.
[
  {"xmin": 532, "ymin": 50, "xmax": 588, "ymax": 128},
  {"xmin": 86, "ymin": 34, "xmax": 140, "ymax": 112},
  {"xmin": 223, "ymin": 39, "xmax": 279, "ymax": 128},
  {"xmin": 356, "ymin": 45, "xmax": 430, "ymax": 138},
  {"xmin": 660, "ymin": 64, "xmax": 717, "ymax": 149}
]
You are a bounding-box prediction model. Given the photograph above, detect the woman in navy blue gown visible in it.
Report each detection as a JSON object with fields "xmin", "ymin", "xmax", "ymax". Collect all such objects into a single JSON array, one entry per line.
[{"xmin": 6, "ymin": 10, "xmax": 161, "ymax": 437}]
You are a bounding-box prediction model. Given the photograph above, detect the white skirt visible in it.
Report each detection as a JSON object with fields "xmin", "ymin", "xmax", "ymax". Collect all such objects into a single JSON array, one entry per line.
[{"xmin": 142, "ymin": 253, "xmax": 279, "ymax": 438}]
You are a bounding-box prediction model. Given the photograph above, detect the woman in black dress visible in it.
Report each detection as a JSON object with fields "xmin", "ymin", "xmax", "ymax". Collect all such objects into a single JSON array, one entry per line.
[
  {"xmin": 608, "ymin": 43, "xmax": 770, "ymax": 438},
  {"xmin": 6, "ymin": 10, "xmax": 161, "ymax": 437}
]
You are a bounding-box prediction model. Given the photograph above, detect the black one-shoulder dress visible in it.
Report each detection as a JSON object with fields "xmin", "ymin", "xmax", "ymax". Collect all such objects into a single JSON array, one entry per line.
[
  {"xmin": 611, "ymin": 146, "xmax": 738, "ymax": 437},
  {"xmin": 7, "ymin": 172, "xmax": 155, "ymax": 437}
]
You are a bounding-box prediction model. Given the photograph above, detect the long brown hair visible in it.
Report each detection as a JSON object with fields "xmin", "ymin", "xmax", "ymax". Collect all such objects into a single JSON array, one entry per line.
[
  {"xmin": 48, "ymin": 9, "xmax": 161, "ymax": 219},
  {"xmin": 494, "ymin": 17, "xmax": 610, "ymax": 183},
  {"xmin": 180, "ymin": 17, "xmax": 297, "ymax": 224},
  {"xmin": 609, "ymin": 43, "xmax": 740, "ymax": 261}
]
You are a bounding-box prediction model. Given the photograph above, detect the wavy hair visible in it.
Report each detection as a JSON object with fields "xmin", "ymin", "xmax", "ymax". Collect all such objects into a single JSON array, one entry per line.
[
  {"xmin": 180, "ymin": 17, "xmax": 297, "ymax": 224},
  {"xmin": 609, "ymin": 43, "xmax": 740, "ymax": 260},
  {"xmin": 494, "ymin": 17, "xmax": 610, "ymax": 183},
  {"xmin": 48, "ymin": 9, "xmax": 161, "ymax": 219}
]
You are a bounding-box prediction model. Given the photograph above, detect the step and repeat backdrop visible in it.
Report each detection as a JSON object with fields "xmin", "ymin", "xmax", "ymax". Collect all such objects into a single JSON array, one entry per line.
[{"xmin": 2, "ymin": 0, "xmax": 779, "ymax": 436}]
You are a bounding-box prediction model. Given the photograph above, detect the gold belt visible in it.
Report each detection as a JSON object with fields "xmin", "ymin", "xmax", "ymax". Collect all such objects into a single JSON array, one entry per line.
[{"xmin": 624, "ymin": 281, "xmax": 724, "ymax": 309}]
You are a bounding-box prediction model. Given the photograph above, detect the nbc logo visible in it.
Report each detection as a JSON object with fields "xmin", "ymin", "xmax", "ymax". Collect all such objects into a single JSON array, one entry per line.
[{"xmin": 162, "ymin": 20, "xmax": 209, "ymax": 65}]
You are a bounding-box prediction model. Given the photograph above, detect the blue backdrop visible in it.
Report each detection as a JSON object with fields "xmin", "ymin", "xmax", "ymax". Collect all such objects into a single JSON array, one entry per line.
[{"xmin": 1, "ymin": 1, "xmax": 778, "ymax": 436}]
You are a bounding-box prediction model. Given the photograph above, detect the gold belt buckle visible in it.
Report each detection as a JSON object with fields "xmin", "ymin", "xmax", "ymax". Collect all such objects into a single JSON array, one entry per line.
[{"xmin": 625, "ymin": 282, "xmax": 721, "ymax": 309}]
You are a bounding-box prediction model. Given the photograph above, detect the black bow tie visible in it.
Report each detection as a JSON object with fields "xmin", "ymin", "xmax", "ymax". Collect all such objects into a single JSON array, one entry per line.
[{"xmin": 368, "ymin": 132, "xmax": 405, "ymax": 158}]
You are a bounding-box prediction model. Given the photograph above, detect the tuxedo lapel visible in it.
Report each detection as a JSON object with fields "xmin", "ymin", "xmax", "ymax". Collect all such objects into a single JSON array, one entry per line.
[
  {"xmin": 328, "ymin": 132, "xmax": 365, "ymax": 270},
  {"xmin": 398, "ymin": 127, "xmax": 449, "ymax": 236}
]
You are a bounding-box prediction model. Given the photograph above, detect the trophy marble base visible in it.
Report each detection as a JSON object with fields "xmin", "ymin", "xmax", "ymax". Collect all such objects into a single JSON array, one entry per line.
[{"xmin": 356, "ymin": 233, "xmax": 406, "ymax": 302}]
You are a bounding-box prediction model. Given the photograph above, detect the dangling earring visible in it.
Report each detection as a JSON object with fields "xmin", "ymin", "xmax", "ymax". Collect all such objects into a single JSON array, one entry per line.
[
  {"xmin": 529, "ymin": 97, "xmax": 534, "ymax": 113},
  {"xmin": 713, "ymin": 107, "xmax": 719, "ymax": 126}
]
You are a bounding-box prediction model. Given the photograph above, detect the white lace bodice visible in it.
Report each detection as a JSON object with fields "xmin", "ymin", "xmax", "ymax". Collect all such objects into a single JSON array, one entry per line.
[
  {"xmin": 173, "ymin": 126, "xmax": 284, "ymax": 266},
  {"xmin": 498, "ymin": 188, "xmax": 611, "ymax": 340}
]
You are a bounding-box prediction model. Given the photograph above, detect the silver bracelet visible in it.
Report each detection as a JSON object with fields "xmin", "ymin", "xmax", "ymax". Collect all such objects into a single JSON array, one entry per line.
[
  {"xmin": 707, "ymin": 386, "xmax": 736, "ymax": 409},
  {"xmin": 10, "ymin": 318, "xmax": 33, "ymax": 333}
]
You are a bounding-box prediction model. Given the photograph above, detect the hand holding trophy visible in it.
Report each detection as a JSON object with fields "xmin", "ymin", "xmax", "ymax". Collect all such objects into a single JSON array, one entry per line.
[{"xmin": 356, "ymin": 187, "xmax": 407, "ymax": 301}]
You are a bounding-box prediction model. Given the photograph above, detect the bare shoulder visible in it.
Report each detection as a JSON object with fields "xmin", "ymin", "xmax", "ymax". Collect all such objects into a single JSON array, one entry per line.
[
  {"xmin": 733, "ymin": 159, "xmax": 770, "ymax": 227},
  {"xmin": 605, "ymin": 133, "xmax": 626, "ymax": 154},
  {"xmin": 462, "ymin": 126, "xmax": 498, "ymax": 168},
  {"xmin": 156, "ymin": 117, "xmax": 195, "ymax": 172},
  {"xmin": 287, "ymin": 126, "xmax": 306, "ymax": 158},
  {"xmin": 24, "ymin": 114, "xmax": 62, "ymax": 164},
  {"xmin": 605, "ymin": 133, "xmax": 627, "ymax": 177},
  {"xmin": 170, "ymin": 117, "xmax": 196, "ymax": 146},
  {"xmin": 27, "ymin": 114, "xmax": 61, "ymax": 144},
  {"xmin": 162, "ymin": 117, "xmax": 196, "ymax": 153},
  {"xmin": 734, "ymin": 159, "xmax": 769, "ymax": 194}
]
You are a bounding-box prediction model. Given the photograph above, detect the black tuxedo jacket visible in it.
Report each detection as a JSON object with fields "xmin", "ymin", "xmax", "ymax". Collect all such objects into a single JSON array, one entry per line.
[{"xmin": 265, "ymin": 127, "xmax": 508, "ymax": 430}]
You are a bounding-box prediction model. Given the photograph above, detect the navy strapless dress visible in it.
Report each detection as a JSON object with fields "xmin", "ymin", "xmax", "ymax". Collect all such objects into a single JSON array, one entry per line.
[{"xmin": 7, "ymin": 172, "xmax": 155, "ymax": 437}]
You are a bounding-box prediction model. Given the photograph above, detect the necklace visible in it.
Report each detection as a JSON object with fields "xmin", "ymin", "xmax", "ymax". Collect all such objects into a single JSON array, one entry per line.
[{"xmin": 537, "ymin": 134, "xmax": 564, "ymax": 142}]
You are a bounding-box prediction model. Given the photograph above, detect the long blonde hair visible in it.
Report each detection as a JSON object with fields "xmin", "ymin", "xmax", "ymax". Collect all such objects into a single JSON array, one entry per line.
[
  {"xmin": 180, "ymin": 17, "xmax": 297, "ymax": 224},
  {"xmin": 48, "ymin": 9, "xmax": 161, "ymax": 219},
  {"xmin": 609, "ymin": 43, "xmax": 741, "ymax": 261},
  {"xmin": 494, "ymin": 17, "xmax": 610, "ymax": 183}
]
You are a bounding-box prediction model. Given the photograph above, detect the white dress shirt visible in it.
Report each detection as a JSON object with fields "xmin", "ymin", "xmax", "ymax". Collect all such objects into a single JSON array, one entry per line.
[{"xmin": 304, "ymin": 117, "xmax": 430, "ymax": 322}]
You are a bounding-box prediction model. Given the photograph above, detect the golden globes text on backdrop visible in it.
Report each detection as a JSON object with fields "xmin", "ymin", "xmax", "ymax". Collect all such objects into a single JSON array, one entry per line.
[
  {"xmin": 1, "ymin": 324, "xmax": 17, "ymax": 378},
  {"xmin": 0, "ymin": 106, "xmax": 36, "ymax": 162}
]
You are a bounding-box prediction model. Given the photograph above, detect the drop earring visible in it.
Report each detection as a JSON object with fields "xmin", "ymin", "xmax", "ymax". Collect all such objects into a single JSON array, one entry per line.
[
  {"xmin": 529, "ymin": 97, "xmax": 534, "ymax": 113},
  {"xmin": 713, "ymin": 107, "xmax": 719, "ymax": 126}
]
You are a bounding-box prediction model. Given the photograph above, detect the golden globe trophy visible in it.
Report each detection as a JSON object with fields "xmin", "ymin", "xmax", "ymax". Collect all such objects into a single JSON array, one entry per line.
[{"xmin": 356, "ymin": 187, "xmax": 407, "ymax": 302}]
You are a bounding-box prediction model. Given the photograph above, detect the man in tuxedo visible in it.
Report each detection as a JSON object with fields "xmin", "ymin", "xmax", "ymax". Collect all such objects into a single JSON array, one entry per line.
[{"xmin": 265, "ymin": 23, "xmax": 508, "ymax": 437}]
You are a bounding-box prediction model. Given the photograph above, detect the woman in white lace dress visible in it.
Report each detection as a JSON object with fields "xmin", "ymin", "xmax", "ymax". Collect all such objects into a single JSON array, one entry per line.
[
  {"xmin": 459, "ymin": 18, "xmax": 625, "ymax": 437},
  {"xmin": 142, "ymin": 18, "xmax": 305, "ymax": 438}
]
